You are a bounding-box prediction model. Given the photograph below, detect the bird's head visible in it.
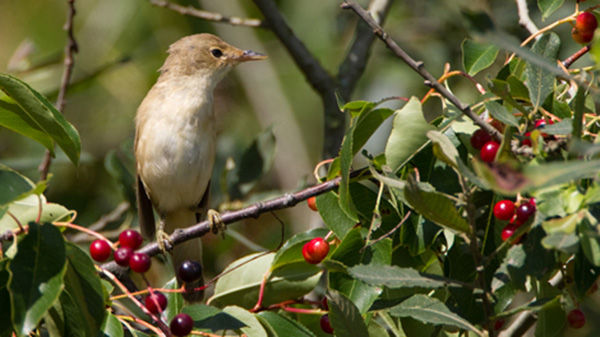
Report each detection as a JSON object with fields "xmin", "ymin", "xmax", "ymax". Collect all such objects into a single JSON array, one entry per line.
[{"xmin": 159, "ymin": 33, "xmax": 266, "ymax": 80}]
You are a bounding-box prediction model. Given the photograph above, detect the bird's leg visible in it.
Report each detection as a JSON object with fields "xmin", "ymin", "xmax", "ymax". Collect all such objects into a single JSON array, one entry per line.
[
  {"xmin": 156, "ymin": 219, "xmax": 174, "ymax": 254},
  {"xmin": 207, "ymin": 209, "xmax": 226, "ymax": 239}
]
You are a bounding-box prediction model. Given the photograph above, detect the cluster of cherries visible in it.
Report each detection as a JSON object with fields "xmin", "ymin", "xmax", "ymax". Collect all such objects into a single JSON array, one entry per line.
[
  {"xmin": 89, "ymin": 229, "xmax": 149, "ymax": 272},
  {"xmin": 89, "ymin": 230, "xmax": 202, "ymax": 336},
  {"xmin": 493, "ymin": 199, "xmax": 536, "ymax": 242},
  {"xmin": 572, "ymin": 11, "xmax": 597, "ymax": 44}
]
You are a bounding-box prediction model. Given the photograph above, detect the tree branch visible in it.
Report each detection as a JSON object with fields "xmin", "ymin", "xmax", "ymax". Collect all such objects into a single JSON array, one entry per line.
[
  {"xmin": 341, "ymin": 0, "xmax": 503, "ymax": 143},
  {"xmin": 337, "ymin": 0, "xmax": 392, "ymax": 100},
  {"xmin": 148, "ymin": 0, "xmax": 267, "ymax": 28},
  {"xmin": 516, "ymin": 0, "xmax": 539, "ymax": 36},
  {"xmin": 100, "ymin": 173, "xmax": 348, "ymax": 276},
  {"xmin": 39, "ymin": 0, "xmax": 79, "ymax": 181}
]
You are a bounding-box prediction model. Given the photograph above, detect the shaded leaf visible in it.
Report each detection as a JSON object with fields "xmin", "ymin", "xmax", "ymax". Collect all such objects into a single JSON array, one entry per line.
[
  {"xmin": 389, "ymin": 294, "xmax": 481, "ymax": 334},
  {"xmin": 8, "ymin": 222, "xmax": 67, "ymax": 336},
  {"xmin": 315, "ymin": 192, "xmax": 356, "ymax": 239},
  {"xmin": 99, "ymin": 312, "xmax": 123, "ymax": 337},
  {"xmin": 327, "ymin": 290, "xmax": 369, "ymax": 337},
  {"xmin": 222, "ymin": 306, "xmax": 268, "ymax": 337},
  {"xmin": 538, "ymin": 0, "xmax": 565, "ymax": 20},
  {"xmin": 462, "ymin": 39, "xmax": 499, "ymax": 75},
  {"xmin": 385, "ymin": 97, "xmax": 436, "ymax": 172},
  {"xmin": 484, "ymin": 100, "xmax": 519, "ymax": 128},
  {"xmin": 404, "ymin": 175, "xmax": 470, "ymax": 233},
  {"xmin": 256, "ymin": 311, "xmax": 316, "ymax": 337},
  {"xmin": 349, "ymin": 265, "xmax": 462, "ymax": 289},
  {"xmin": 0, "ymin": 73, "xmax": 80, "ymax": 165},
  {"xmin": 183, "ymin": 304, "xmax": 246, "ymax": 332},
  {"xmin": 229, "ymin": 128, "xmax": 276, "ymax": 198},
  {"xmin": 525, "ymin": 33, "xmax": 560, "ymax": 111}
]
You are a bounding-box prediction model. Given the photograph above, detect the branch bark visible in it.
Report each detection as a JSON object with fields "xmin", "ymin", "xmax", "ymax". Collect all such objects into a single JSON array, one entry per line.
[{"xmin": 341, "ymin": 0, "xmax": 503, "ymax": 143}]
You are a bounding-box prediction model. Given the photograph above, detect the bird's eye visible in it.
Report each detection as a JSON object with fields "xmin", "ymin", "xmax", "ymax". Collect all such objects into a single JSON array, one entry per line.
[{"xmin": 211, "ymin": 49, "xmax": 223, "ymax": 58}]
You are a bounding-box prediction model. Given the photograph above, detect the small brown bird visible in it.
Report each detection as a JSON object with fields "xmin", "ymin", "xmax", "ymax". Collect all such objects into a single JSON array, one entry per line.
[{"xmin": 135, "ymin": 34, "xmax": 266, "ymax": 302}]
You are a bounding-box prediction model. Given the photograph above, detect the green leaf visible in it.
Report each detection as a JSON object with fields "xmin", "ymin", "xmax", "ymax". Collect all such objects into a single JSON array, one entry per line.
[
  {"xmin": 403, "ymin": 175, "xmax": 470, "ymax": 233},
  {"xmin": 538, "ymin": 0, "xmax": 565, "ymax": 20},
  {"xmin": 328, "ymin": 229, "xmax": 388, "ymax": 314},
  {"xmin": 256, "ymin": 311, "xmax": 316, "ymax": 337},
  {"xmin": 208, "ymin": 253, "xmax": 321, "ymax": 309},
  {"xmin": 534, "ymin": 282, "xmax": 565, "ymax": 337},
  {"xmin": 0, "ymin": 73, "xmax": 80, "ymax": 165},
  {"xmin": 349, "ymin": 265, "xmax": 462, "ymax": 289},
  {"xmin": 461, "ymin": 39, "xmax": 499, "ymax": 75},
  {"xmin": 162, "ymin": 278, "xmax": 184, "ymax": 322},
  {"xmin": 484, "ymin": 100, "xmax": 519, "ymax": 128},
  {"xmin": 315, "ymin": 192, "xmax": 356, "ymax": 239},
  {"xmin": 541, "ymin": 232, "xmax": 579, "ymax": 253},
  {"xmin": 183, "ymin": 304, "xmax": 246, "ymax": 332},
  {"xmin": 338, "ymin": 118, "xmax": 359, "ymax": 221},
  {"xmin": 99, "ymin": 312, "xmax": 123, "ymax": 337},
  {"xmin": 353, "ymin": 108, "xmax": 394, "ymax": 155},
  {"xmin": 385, "ymin": 97, "xmax": 437, "ymax": 172},
  {"xmin": 229, "ymin": 128, "xmax": 276, "ymax": 199},
  {"xmin": 327, "ymin": 290, "xmax": 369, "ymax": 337},
  {"xmin": 56, "ymin": 242, "xmax": 105, "ymax": 336},
  {"xmin": 525, "ymin": 33, "xmax": 560, "ymax": 111},
  {"xmin": 8, "ymin": 222, "xmax": 67, "ymax": 336},
  {"xmin": 222, "ymin": 306, "xmax": 268, "ymax": 337},
  {"xmin": 0, "ymin": 194, "xmax": 72, "ymax": 233},
  {"xmin": 0, "ymin": 164, "xmax": 40, "ymax": 207},
  {"xmin": 427, "ymin": 131, "xmax": 459, "ymax": 168},
  {"xmin": 0, "ymin": 99, "xmax": 54, "ymax": 153},
  {"xmin": 579, "ymin": 218, "xmax": 600, "ymax": 266},
  {"xmin": 390, "ymin": 295, "xmax": 481, "ymax": 334}
]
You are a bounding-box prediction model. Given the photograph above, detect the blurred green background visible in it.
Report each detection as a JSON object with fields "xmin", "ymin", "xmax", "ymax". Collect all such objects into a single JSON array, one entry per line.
[{"xmin": 1, "ymin": 1, "xmax": 598, "ymax": 335}]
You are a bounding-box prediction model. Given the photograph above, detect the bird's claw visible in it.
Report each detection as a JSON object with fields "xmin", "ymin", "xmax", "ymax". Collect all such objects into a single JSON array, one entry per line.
[
  {"xmin": 207, "ymin": 209, "xmax": 226, "ymax": 239},
  {"xmin": 156, "ymin": 225, "xmax": 173, "ymax": 254}
]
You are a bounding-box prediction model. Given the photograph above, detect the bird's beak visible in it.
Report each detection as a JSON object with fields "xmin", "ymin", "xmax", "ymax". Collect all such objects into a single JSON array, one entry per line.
[{"xmin": 234, "ymin": 50, "xmax": 267, "ymax": 62}]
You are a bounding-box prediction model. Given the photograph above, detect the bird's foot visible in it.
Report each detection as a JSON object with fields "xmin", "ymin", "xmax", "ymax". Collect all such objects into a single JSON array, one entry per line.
[
  {"xmin": 156, "ymin": 222, "xmax": 173, "ymax": 254},
  {"xmin": 207, "ymin": 209, "xmax": 226, "ymax": 239}
]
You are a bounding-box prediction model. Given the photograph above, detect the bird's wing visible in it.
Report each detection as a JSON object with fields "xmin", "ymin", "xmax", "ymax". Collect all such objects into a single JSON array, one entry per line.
[
  {"xmin": 195, "ymin": 179, "xmax": 211, "ymax": 222},
  {"xmin": 137, "ymin": 175, "xmax": 156, "ymax": 239}
]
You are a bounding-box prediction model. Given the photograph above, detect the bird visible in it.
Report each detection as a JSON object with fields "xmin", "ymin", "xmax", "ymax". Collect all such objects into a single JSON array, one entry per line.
[{"xmin": 134, "ymin": 33, "xmax": 266, "ymax": 302}]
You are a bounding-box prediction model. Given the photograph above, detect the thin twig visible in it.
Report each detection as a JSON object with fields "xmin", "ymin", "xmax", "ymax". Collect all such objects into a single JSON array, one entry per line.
[
  {"xmin": 148, "ymin": 0, "xmax": 267, "ymax": 28},
  {"xmin": 562, "ymin": 44, "xmax": 592, "ymax": 69},
  {"xmin": 337, "ymin": 0, "xmax": 393, "ymax": 100},
  {"xmin": 341, "ymin": 0, "xmax": 503, "ymax": 143},
  {"xmin": 39, "ymin": 0, "xmax": 79, "ymax": 181}
]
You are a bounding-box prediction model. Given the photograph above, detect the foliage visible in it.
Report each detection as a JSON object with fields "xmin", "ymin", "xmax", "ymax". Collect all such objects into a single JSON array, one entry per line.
[{"xmin": 2, "ymin": 0, "xmax": 600, "ymax": 336}]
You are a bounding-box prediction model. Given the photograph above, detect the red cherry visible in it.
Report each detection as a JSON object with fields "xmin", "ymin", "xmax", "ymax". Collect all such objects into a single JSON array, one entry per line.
[
  {"xmin": 494, "ymin": 200, "xmax": 515, "ymax": 221},
  {"xmin": 567, "ymin": 309, "xmax": 586, "ymax": 329},
  {"xmin": 119, "ymin": 229, "xmax": 143, "ymax": 250},
  {"xmin": 114, "ymin": 247, "xmax": 133, "ymax": 266},
  {"xmin": 170, "ymin": 313, "xmax": 194, "ymax": 336},
  {"xmin": 302, "ymin": 238, "xmax": 330, "ymax": 264},
  {"xmin": 129, "ymin": 252, "xmax": 151, "ymax": 273},
  {"xmin": 480, "ymin": 141, "xmax": 500, "ymax": 163},
  {"xmin": 145, "ymin": 292, "xmax": 167, "ymax": 315},
  {"xmin": 522, "ymin": 132, "xmax": 532, "ymax": 147},
  {"xmin": 470, "ymin": 129, "xmax": 492, "ymax": 150},
  {"xmin": 90, "ymin": 239, "xmax": 112, "ymax": 262},
  {"xmin": 494, "ymin": 319, "xmax": 505, "ymax": 331},
  {"xmin": 320, "ymin": 314, "xmax": 334, "ymax": 334},
  {"xmin": 572, "ymin": 27, "xmax": 595, "ymax": 44},
  {"xmin": 501, "ymin": 224, "xmax": 518, "ymax": 242},
  {"xmin": 516, "ymin": 202, "xmax": 536, "ymax": 222},
  {"xmin": 307, "ymin": 196, "xmax": 318, "ymax": 212},
  {"xmin": 576, "ymin": 12, "xmax": 598, "ymax": 33}
]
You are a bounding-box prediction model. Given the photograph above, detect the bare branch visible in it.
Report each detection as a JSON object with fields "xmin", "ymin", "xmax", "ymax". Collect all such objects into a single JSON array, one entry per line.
[
  {"xmin": 341, "ymin": 0, "xmax": 503, "ymax": 143},
  {"xmin": 338, "ymin": 0, "xmax": 393, "ymax": 100},
  {"xmin": 39, "ymin": 0, "xmax": 79, "ymax": 181},
  {"xmin": 99, "ymin": 171, "xmax": 351, "ymax": 276},
  {"xmin": 148, "ymin": 0, "xmax": 267, "ymax": 28}
]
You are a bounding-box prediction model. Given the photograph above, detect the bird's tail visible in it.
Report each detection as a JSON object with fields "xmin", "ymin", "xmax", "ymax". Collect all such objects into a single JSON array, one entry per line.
[{"xmin": 164, "ymin": 210, "xmax": 204, "ymax": 302}]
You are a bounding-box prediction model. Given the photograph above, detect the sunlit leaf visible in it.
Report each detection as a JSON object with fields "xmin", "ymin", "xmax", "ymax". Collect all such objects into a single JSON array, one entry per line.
[{"xmin": 462, "ymin": 39, "xmax": 499, "ymax": 75}]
